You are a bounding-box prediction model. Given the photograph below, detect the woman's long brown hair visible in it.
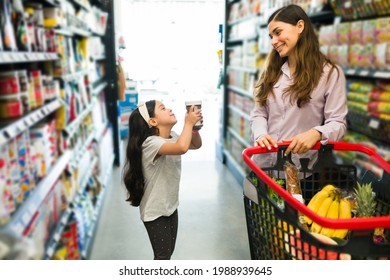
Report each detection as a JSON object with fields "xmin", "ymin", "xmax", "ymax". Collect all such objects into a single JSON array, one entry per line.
[{"xmin": 254, "ymin": 4, "xmax": 339, "ymax": 107}]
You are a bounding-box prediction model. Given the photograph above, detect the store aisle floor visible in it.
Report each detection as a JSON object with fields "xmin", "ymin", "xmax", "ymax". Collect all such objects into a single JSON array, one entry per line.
[{"xmin": 89, "ymin": 92, "xmax": 251, "ymax": 260}]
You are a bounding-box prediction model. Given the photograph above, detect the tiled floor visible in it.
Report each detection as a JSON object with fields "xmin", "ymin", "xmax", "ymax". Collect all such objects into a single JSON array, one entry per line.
[{"xmin": 89, "ymin": 91, "xmax": 250, "ymax": 260}]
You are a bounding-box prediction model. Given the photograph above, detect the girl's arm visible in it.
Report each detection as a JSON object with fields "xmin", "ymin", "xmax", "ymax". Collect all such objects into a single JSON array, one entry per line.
[
  {"xmin": 158, "ymin": 107, "xmax": 201, "ymax": 155},
  {"xmin": 189, "ymin": 131, "xmax": 202, "ymax": 149}
]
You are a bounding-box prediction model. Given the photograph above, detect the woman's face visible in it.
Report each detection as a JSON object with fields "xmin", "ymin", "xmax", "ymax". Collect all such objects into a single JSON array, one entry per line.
[{"xmin": 268, "ymin": 19, "xmax": 304, "ymax": 57}]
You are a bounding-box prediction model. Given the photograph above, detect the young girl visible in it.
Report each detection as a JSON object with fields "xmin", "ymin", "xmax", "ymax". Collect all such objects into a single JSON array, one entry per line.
[{"xmin": 122, "ymin": 100, "xmax": 202, "ymax": 260}]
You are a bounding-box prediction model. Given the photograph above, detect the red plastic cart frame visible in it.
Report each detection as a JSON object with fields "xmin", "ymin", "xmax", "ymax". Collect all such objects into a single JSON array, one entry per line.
[{"xmin": 242, "ymin": 141, "xmax": 390, "ymax": 230}]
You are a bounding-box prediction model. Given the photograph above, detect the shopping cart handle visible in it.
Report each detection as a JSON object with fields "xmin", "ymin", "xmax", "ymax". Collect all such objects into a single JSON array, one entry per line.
[
  {"xmin": 243, "ymin": 141, "xmax": 390, "ymax": 174},
  {"xmin": 242, "ymin": 141, "xmax": 390, "ymax": 230}
]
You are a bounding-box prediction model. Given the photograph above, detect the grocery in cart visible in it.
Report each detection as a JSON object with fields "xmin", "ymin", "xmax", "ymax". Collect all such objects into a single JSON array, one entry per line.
[{"xmin": 242, "ymin": 142, "xmax": 390, "ymax": 260}]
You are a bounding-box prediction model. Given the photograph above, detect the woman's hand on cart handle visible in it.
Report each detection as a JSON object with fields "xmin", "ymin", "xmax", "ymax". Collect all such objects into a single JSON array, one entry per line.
[
  {"xmin": 283, "ymin": 129, "xmax": 322, "ymax": 156},
  {"xmin": 255, "ymin": 134, "xmax": 278, "ymax": 150}
]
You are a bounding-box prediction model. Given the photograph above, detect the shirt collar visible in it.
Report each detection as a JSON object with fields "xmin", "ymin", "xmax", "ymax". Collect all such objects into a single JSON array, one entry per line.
[{"xmin": 281, "ymin": 61, "xmax": 292, "ymax": 79}]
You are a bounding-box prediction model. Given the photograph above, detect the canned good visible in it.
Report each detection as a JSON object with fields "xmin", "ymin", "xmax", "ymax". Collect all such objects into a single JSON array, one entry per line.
[
  {"xmin": 0, "ymin": 97, "xmax": 23, "ymax": 118},
  {"xmin": 0, "ymin": 71, "xmax": 20, "ymax": 95}
]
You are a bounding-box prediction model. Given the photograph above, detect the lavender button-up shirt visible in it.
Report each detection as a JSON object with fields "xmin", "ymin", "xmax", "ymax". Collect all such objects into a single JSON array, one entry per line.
[{"xmin": 250, "ymin": 61, "xmax": 348, "ymax": 169}]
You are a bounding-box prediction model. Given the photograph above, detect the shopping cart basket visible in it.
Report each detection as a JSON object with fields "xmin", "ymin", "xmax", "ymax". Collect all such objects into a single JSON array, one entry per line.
[{"xmin": 242, "ymin": 142, "xmax": 390, "ymax": 260}]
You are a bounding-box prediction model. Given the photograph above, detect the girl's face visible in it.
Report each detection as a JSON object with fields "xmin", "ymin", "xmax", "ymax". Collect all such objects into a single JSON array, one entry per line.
[
  {"xmin": 268, "ymin": 19, "xmax": 304, "ymax": 57},
  {"xmin": 152, "ymin": 101, "xmax": 177, "ymax": 126}
]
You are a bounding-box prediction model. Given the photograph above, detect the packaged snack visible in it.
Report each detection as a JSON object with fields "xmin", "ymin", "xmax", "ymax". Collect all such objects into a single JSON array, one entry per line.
[
  {"xmin": 374, "ymin": 42, "xmax": 390, "ymax": 70},
  {"xmin": 337, "ymin": 22, "xmax": 351, "ymax": 45},
  {"xmin": 362, "ymin": 19, "xmax": 376, "ymax": 44},
  {"xmin": 375, "ymin": 17, "xmax": 390, "ymax": 43},
  {"xmin": 350, "ymin": 20, "xmax": 363, "ymax": 44}
]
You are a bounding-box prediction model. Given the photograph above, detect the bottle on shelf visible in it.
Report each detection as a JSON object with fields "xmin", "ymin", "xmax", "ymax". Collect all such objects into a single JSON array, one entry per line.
[{"xmin": 1, "ymin": 0, "xmax": 18, "ymax": 51}]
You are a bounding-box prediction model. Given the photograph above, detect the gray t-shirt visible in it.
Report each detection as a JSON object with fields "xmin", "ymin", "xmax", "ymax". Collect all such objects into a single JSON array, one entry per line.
[{"xmin": 139, "ymin": 131, "xmax": 181, "ymax": 222}]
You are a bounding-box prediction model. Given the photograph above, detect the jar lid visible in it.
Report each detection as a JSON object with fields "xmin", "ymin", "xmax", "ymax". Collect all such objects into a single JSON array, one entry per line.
[
  {"xmin": 0, "ymin": 94, "xmax": 21, "ymax": 101},
  {"xmin": 0, "ymin": 71, "xmax": 18, "ymax": 77}
]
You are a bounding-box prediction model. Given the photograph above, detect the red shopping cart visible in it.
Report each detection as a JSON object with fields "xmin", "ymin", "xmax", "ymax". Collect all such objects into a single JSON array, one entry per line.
[{"xmin": 242, "ymin": 142, "xmax": 390, "ymax": 260}]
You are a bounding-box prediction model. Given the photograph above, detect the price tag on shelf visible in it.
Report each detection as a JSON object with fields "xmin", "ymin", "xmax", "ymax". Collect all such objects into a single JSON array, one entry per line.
[
  {"xmin": 2, "ymin": 53, "xmax": 12, "ymax": 63},
  {"xmin": 359, "ymin": 70, "xmax": 369, "ymax": 76},
  {"xmin": 0, "ymin": 133, "xmax": 7, "ymax": 145},
  {"xmin": 53, "ymin": 232, "xmax": 61, "ymax": 242},
  {"xmin": 24, "ymin": 53, "xmax": 31, "ymax": 61},
  {"xmin": 41, "ymin": 106, "xmax": 49, "ymax": 115},
  {"xmin": 24, "ymin": 117, "xmax": 32, "ymax": 127},
  {"xmin": 46, "ymin": 247, "xmax": 54, "ymax": 258},
  {"xmin": 14, "ymin": 52, "xmax": 22, "ymax": 61},
  {"xmin": 5, "ymin": 126, "xmax": 17, "ymax": 139},
  {"xmin": 369, "ymin": 118, "xmax": 380, "ymax": 129},
  {"xmin": 16, "ymin": 121, "xmax": 25, "ymax": 132},
  {"xmin": 22, "ymin": 211, "xmax": 31, "ymax": 225},
  {"xmin": 373, "ymin": 71, "xmax": 390, "ymax": 79},
  {"xmin": 345, "ymin": 68, "xmax": 356, "ymax": 75},
  {"xmin": 365, "ymin": 0, "xmax": 372, "ymax": 3},
  {"xmin": 61, "ymin": 211, "xmax": 69, "ymax": 224},
  {"xmin": 344, "ymin": 1, "xmax": 352, "ymax": 8},
  {"xmin": 9, "ymin": 52, "xmax": 17, "ymax": 61}
]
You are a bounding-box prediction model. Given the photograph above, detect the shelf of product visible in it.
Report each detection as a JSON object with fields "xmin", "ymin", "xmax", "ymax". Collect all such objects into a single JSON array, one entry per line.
[
  {"xmin": 0, "ymin": 150, "xmax": 72, "ymax": 236},
  {"xmin": 0, "ymin": 51, "xmax": 59, "ymax": 64},
  {"xmin": 0, "ymin": 0, "xmax": 116, "ymax": 260},
  {"xmin": 222, "ymin": 0, "xmax": 390, "ymax": 184},
  {"xmin": 0, "ymin": 98, "xmax": 62, "ymax": 145}
]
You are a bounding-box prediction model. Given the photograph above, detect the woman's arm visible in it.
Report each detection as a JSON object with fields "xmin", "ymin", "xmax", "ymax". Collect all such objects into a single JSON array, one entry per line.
[
  {"xmin": 250, "ymin": 104, "xmax": 270, "ymax": 145},
  {"xmin": 313, "ymin": 65, "xmax": 348, "ymax": 143},
  {"xmin": 284, "ymin": 65, "xmax": 348, "ymax": 155}
]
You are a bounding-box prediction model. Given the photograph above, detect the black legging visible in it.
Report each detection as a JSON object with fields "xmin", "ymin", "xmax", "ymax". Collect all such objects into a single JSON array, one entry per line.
[{"xmin": 143, "ymin": 210, "xmax": 178, "ymax": 260}]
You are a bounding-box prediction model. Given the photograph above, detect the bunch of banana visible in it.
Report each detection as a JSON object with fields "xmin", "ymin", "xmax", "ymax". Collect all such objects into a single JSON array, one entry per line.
[{"xmin": 304, "ymin": 185, "xmax": 352, "ymax": 239}]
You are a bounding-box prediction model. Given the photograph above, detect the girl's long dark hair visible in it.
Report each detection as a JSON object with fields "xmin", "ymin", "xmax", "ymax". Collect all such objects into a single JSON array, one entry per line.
[
  {"xmin": 122, "ymin": 100, "xmax": 157, "ymax": 206},
  {"xmin": 254, "ymin": 4, "xmax": 339, "ymax": 107}
]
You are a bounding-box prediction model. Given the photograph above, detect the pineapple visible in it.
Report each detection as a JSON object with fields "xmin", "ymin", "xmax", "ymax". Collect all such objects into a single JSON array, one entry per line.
[{"xmin": 354, "ymin": 182, "xmax": 376, "ymax": 217}]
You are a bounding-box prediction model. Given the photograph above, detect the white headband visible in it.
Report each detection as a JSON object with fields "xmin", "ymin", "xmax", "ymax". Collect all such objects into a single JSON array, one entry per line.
[{"xmin": 138, "ymin": 102, "xmax": 152, "ymax": 128}]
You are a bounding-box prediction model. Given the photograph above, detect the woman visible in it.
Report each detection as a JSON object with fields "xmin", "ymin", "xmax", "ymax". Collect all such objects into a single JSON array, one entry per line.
[{"xmin": 251, "ymin": 4, "xmax": 348, "ymax": 170}]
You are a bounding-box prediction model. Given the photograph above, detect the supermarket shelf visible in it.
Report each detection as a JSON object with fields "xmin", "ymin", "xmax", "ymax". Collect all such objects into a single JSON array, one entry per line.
[
  {"xmin": 55, "ymin": 26, "xmax": 92, "ymax": 37},
  {"xmin": 45, "ymin": 155, "xmax": 98, "ymax": 259},
  {"xmin": 227, "ymin": 65, "xmax": 258, "ymax": 74},
  {"xmin": 82, "ymin": 153, "xmax": 115, "ymax": 259},
  {"xmin": 343, "ymin": 67, "xmax": 390, "ymax": 79},
  {"xmin": 94, "ymin": 122, "xmax": 109, "ymax": 143},
  {"xmin": 55, "ymin": 68, "xmax": 91, "ymax": 82},
  {"xmin": 228, "ymin": 34, "xmax": 258, "ymax": 44},
  {"xmin": 44, "ymin": 208, "xmax": 73, "ymax": 259},
  {"xmin": 63, "ymin": 101, "xmax": 95, "ymax": 138},
  {"xmin": 228, "ymin": 127, "xmax": 251, "ymax": 148},
  {"xmin": 228, "ymin": 104, "xmax": 250, "ymax": 121},
  {"xmin": 223, "ymin": 149, "xmax": 246, "ymax": 185},
  {"xmin": 43, "ymin": 0, "xmax": 59, "ymax": 6},
  {"xmin": 91, "ymin": 54, "xmax": 106, "ymax": 61},
  {"xmin": 70, "ymin": 0, "xmax": 91, "ymax": 11},
  {"xmin": 71, "ymin": 131, "xmax": 95, "ymax": 168},
  {"xmin": 227, "ymin": 85, "xmax": 253, "ymax": 98},
  {"xmin": 228, "ymin": 14, "xmax": 259, "ymax": 26},
  {"xmin": 0, "ymin": 51, "xmax": 59, "ymax": 64},
  {"xmin": 0, "ymin": 98, "xmax": 63, "ymax": 146},
  {"xmin": 347, "ymin": 110, "xmax": 390, "ymax": 145},
  {"xmin": 0, "ymin": 150, "xmax": 72, "ymax": 236},
  {"xmin": 91, "ymin": 81, "xmax": 108, "ymax": 96},
  {"xmin": 258, "ymin": 9, "xmax": 334, "ymax": 27}
]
